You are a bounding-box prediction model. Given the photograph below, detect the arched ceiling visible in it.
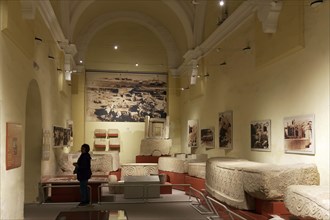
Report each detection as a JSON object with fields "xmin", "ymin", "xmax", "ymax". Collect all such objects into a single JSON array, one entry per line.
[
  {"xmin": 35, "ymin": 0, "xmax": 283, "ymax": 75},
  {"xmin": 54, "ymin": 0, "xmax": 196, "ymax": 73}
]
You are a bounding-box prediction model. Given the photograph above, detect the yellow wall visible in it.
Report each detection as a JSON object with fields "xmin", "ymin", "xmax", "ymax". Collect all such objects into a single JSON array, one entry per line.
[
  {"xmin": 179, "ymin": 2, "xmax": 329, "ymax": 186},
  {"xmin": 0, "ymin": 1, "xmax": 71, "ymax": 219},
  {"xmin": 0, "ymin": 1, "xmax": 328, "ymax": 219},
  {"xmin": 71, "ymin": 72, "xmax": 183, "ymax": 163}
]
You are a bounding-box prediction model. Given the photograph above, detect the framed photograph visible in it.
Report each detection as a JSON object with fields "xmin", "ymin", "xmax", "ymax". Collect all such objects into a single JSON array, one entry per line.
[
  {"xmin": 188, "ymin": 120, "xmax": 198, "ymax": 147},
  {"xmin": 250, "ymin": 120, "xmax": 271, "ymax": 151},
  {"xmin": 284, "ymin": 114, "xmax": 315, "ymax": 155},
  {"xmin": 85, "ymin": 72, "xmax": 167, "ymax": 122},
  {"xmin": 218, "ymin": 111, "xmax": 233, "ymax": 149},
  {"xmin": 201, "ymin": 127, "xmax": 215, "ymax": 149},
  {"xmin": 6, "ymin": 123, "xmax": 22, "ymax": 170},
  {"xmin": 53, "ymin": 126, "xmax": 71, "ymax": 147}
]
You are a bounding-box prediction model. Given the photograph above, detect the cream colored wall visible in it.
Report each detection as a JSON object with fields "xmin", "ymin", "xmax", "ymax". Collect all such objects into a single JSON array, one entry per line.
[
  {"xmin": 167, "ymin": 74, "xmax": 182, "ymax": 154},
  {"xmin": 0, "ymin": 1, "xmax": 71, "ymax": 219},
  {"xmin": 71, "ymin": 72, "xmax": 183, "ymax": 163},
  {"xmin": 179, "ymin": 2, "xmax": 329, "ymax": 186},
  {"xmin": 71, "ymin": 72, "xmax": 146, "ymax": 163},
  {"xmin": 85, "ymin": 122, "xmax": 144, "ymax": 164}
]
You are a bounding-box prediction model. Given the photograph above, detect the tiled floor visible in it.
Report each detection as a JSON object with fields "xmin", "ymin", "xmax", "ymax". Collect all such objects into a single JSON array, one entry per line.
[{"xmin": 24, "ymin": 190, "xmax": 210, "ymax": 220}]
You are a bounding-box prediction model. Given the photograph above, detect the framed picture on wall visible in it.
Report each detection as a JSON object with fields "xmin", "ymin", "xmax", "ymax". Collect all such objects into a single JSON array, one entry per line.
[
  {"xmin": 6, "ymin": 122, "xmax": 23, "ymax": 170},
  {"xmin": 250, "ymin": 120, "xmax": 271, "ymax": 151},
  {"xmin": 53, "ymin": 126, "xmax": 71, "ymax": 147},
  {"xmin": 284, "ymin": 114, "xmax": 315, "ymax": 155},
  {"xmin": 201, "ymin": 127, "xmax": 215, "ymax": 149},
  {"xmin": 85, "ymin": 72, "xmax": 168, "ymax": 122},
  {"xmin": 218, "ymin": 111, "xmax": 233, "ymax": 149},
  {"xmin": 188, "ymin": 120, "xmax": 198, "ymax": 147}
]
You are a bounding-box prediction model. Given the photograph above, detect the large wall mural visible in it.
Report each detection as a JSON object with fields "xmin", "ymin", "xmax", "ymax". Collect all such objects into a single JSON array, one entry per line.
[{"xmin": 86, "ymin": 72, "xmax": 168, "ymax": 122}]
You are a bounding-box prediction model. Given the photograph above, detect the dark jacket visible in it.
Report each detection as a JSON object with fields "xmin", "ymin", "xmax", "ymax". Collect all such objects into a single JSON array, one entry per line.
[{"xmin": 76, "ymin": 152, "xmax": 92, "ymax": 181}]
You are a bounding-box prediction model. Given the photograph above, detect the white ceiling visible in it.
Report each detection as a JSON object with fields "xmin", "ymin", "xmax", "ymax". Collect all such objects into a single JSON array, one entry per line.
[
  {"xmin": 28, "ymin": 0, "xmax": 284, "ymax": 75},
  {"xmin": 51, "ymin": 0, "xmax": 204, "ymax": 73}
]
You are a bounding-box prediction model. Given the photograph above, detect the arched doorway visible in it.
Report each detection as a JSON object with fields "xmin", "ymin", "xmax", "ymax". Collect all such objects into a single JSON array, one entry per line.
[{"xmin": 24, "ymin": 80, "xmax": 42, "ymax": 203}]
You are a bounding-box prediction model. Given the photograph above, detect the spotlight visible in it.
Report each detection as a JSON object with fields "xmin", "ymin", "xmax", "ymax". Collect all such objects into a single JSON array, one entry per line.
[
  {"xmin": 310, "ymin": 0, "xmax": 323, "ymax": 7},
  {"xmin": 34, "ymin": 37, "xmax": 43, "ymax": 43},
  {"xmin": 242, "ymin": 46, "xmax": 251, "ymax": 51}
]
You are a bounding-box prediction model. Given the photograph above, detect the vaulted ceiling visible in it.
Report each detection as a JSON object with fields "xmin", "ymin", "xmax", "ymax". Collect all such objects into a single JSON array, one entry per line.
[
  {"xmin": 49, "ymin": 0, "xmax": 210, "ymax": 73},
  {"xmin": 25, "ymin": 0, "xmax": 283, "ymax": 75}
]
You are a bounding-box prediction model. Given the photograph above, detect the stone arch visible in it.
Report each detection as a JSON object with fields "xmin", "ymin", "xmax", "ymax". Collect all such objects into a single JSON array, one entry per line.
[
  {"xmin": 75, "ymin": 11, "xmax": 182, "ymax": 69},
  {"xmin": 24, "ymin": 79, "xmax": 42, "ymax": 203}
]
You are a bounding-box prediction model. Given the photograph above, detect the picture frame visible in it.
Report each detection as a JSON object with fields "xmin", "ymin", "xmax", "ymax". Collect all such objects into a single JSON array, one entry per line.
[
  {"xmin": 53, "ymin": 126, "xmax": 71, "ymax": 147},
  {"xmin": 6, "ymin": 122, "xmax": 22, "ymax": 170},
  {"xmin": 201, "ymin": 127, "xmax": 215, "ymax": 149},
  {"xmin": 85, "ymin": 72, "xmax": 168, "ymax": 122},
  {"xmin": 218, "ymin": 111, "xmax": 233, "ymax": 149},
  {"xmin": 250, "ymin": 120, "xmax": 271, "ymax": 151},
  {"xmin": 188, "ymin": 120, "xmax": 198, "ymax": 147},
  {"xmin": 283, "ymin": 114, "xmax": 315, "ymax": 155}
]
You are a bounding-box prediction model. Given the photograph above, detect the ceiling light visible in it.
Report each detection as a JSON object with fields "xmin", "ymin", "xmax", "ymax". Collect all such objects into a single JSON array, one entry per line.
[
  {"xmin": 34, "ymin": 37, "xmax": 43, "ymax": 44},
  {"xmin": 219, "ymin": 0, "xmax": 225, "ymax": 7},
  {"xmin": 242, "ymin": 46, "xmax": 251, "ymax": 51},
  {"xmin": 135, "ymin": 63, "xmax": 139, "ymax": 67},
  {"xmin": 310, "ymin": 0, "xmax": 323, "ymax": 7},
  {"xmin": 114, "ymin": 45, "xmax": 118, "ymax": 50},
  {"xmin": 79, "ymin": 60, "xmax": 83, "ymax": 64}
]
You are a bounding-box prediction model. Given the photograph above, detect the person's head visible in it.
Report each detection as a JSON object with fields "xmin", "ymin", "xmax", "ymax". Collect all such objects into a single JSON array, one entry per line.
[{"xmin": 81, "ymin": 144, "xmax": 90, "ymax": 153}]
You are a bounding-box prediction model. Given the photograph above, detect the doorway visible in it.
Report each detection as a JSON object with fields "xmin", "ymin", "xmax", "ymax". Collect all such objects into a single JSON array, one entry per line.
[{"xmin": 24, "ymin": 80, "xmax": 42, "ymax": 203}]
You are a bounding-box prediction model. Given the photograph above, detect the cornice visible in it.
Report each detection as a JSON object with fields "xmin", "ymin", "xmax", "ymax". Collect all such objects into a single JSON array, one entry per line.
[{"xmin": 177, "ymin": 0, "xmax": 282, "ymax": 77}]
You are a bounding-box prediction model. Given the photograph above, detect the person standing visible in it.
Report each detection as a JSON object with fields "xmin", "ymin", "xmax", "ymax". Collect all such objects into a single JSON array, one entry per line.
[{"xmin": 74, "ymin": 144, "xmax": 92, "ymax": 206}]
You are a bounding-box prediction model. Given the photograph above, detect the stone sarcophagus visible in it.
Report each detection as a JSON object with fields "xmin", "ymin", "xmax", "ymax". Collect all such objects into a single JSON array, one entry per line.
[
  {"xmin": 205, "ymin": 157, "xmax": 320, "ymax": 210},
  {"xmin": 284, "ymin": 185, "xmax": 329, "ymax": 220}
]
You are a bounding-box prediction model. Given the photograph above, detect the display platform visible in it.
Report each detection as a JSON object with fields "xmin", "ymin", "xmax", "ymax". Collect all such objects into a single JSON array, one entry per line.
[
  {"xmin": 124, "ymin": 175, "xmax": 160, "ymax": 199},
  {"xmin": 40, "ymin": 176, "xmax": 108, "ymax": 203}
]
